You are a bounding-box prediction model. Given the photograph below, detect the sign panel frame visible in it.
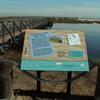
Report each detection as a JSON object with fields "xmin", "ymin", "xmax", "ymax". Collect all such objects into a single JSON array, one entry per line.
[{"xmin": 21, "ymin": 30, "xmax": 89, "ymax": 71}]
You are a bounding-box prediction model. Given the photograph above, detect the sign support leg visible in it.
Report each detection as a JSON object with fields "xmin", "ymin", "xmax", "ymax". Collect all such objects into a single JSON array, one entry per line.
[
  {"xmin": 37, "ymin": 71, "xmax": 41, "ymax": 93},
  {"xmin": 67, "ymin": 72, "xmax": 72, "ymax": 95}
]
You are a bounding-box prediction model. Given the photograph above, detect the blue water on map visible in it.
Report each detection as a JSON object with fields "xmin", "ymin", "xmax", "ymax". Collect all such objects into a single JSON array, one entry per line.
[{"xmin": 30, "ymin": 32, "xmax": 54, "ymax": 58}]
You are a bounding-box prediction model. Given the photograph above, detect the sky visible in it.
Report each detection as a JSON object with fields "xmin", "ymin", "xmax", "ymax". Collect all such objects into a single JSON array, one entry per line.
[{"xmin": 0, "ymin": 0, "xmax": 100, "ymax": 18}]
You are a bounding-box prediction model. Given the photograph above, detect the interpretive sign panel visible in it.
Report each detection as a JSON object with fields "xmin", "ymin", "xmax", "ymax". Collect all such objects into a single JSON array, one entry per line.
[{"xmin": 21, "ymin": 30, "xmax": 89, "ymax": 71}]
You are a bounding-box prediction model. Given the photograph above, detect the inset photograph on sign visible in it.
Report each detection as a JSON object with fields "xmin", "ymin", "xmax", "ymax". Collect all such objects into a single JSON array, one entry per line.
[{"xmin": 21, "ymin": 30, "xmax": 89, "ymax": 71}]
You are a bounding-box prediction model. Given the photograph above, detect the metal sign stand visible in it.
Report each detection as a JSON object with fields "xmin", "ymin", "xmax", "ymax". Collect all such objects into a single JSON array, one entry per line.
[
  {"xmin": 37, "ymin": 71, "xmax": 41, "ymax": 93},
  {"xmin": 67, "ymin": 72, "xmax": 72, "ymax": 95},
  {"xmin": 35, "ymin": 71, "xmax": 72, "ymax": 99},
  {"xmin": 0, "ymin": 58, "xmax": 98, "ymax": 99},
  {"xmin": 34, "ymin": 70, "xmax": 97, "ymax": 100}
]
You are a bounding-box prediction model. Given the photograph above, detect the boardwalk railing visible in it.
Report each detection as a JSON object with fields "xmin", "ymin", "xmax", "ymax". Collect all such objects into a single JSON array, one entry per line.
[
  {"xmin": 0, "ymin": 20, "xmax": 49, "ymax": 44},
  {"xmin": 0, "ymin": 20, "xmax": 52, "ymax": 53}
]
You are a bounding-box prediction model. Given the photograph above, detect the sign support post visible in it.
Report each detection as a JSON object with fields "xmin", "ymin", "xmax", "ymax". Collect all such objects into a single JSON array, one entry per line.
[
  {"xmin": 67, "ymin": 72, "xmax": 72, "ymax": 95},
  {"xmin": 37, "ymin": 71, "xmax": 41, "ymax": 93}
]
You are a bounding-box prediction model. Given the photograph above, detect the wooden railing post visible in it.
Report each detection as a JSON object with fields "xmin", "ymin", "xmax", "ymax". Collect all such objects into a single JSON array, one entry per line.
[{"xmin": 0, "ymin": 60, "xmax": 13, "ymax": 99}]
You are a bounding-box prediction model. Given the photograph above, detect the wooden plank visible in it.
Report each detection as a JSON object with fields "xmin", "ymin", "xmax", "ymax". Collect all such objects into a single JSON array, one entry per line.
[
  {"xmin": 13, "ymin": 21, "xmax": 22, "ymax": 33},
  {"xmin": 2, "ymin": 22, "xmax": 14, "ymax": 39}
]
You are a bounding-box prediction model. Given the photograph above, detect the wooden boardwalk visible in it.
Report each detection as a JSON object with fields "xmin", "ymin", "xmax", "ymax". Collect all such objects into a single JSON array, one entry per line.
[{"xmin": 0, "ymin": 20, "xmax": 50, "ymax": 44}]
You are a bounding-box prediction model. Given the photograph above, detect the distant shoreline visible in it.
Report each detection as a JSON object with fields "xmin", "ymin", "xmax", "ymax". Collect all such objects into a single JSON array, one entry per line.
[
  {"xmin": 52, "ymin": 19, "xmax": 100, "ymax": 24},
  {"xmin": 54, "ymin": 22, "xmax": 100, "ymax": 24},
  {"xmin": 0, "ymin": 16, "xmax": 100, "ymax": 24}
]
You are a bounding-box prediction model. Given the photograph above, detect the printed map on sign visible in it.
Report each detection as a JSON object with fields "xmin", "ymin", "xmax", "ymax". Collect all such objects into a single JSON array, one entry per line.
[
  {"xmin": 21, "ymin": 30, "xmax": 89, "ymax": 71},
  {"xmin": 30, "ymin": 32, "xmax": 54, "ymax": 58}
]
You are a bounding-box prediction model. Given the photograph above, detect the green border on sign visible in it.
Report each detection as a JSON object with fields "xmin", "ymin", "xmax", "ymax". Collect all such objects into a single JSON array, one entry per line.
[{"xmin": 21, "ymin": 60, "xmax": 89, "ymax": 71}]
